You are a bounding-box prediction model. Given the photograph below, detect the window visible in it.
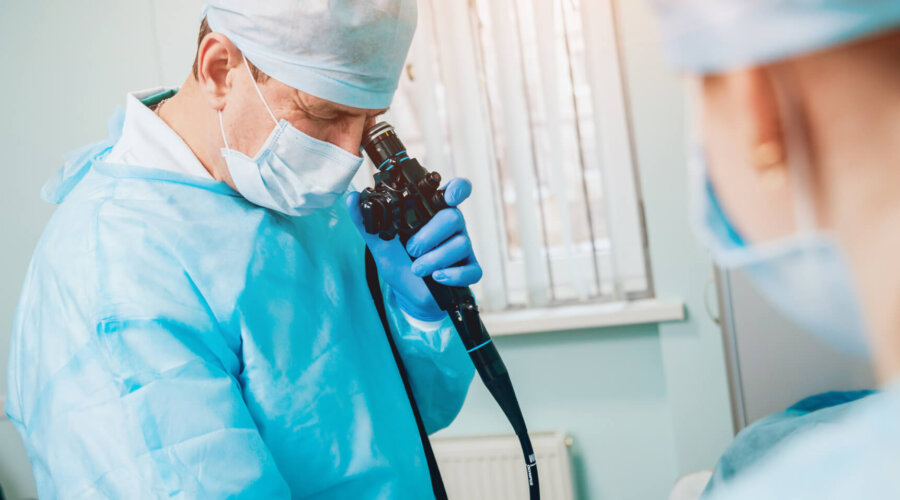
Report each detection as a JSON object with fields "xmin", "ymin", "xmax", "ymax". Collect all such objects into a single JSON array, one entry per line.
[{"xmin": 354, "ymin": 0, "xmax": 653, "ymax": 312}]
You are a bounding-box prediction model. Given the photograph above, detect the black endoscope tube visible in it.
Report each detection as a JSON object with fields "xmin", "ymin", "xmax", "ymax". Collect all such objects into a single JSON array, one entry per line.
[{"xmin": 362, "ymin": 123, "xmax": 540, "ymax": 500}]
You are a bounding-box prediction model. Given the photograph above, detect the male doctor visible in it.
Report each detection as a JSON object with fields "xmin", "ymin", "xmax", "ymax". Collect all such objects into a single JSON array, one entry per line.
[{"xmin": 5, "ymin": 2, "xmax": 480, "ymax": 498}]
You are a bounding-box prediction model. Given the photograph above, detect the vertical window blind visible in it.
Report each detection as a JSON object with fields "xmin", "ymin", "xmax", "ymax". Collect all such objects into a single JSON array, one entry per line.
[{"xmin": 354, "ymin": 0, "xmax": 653, "ymax": 312}]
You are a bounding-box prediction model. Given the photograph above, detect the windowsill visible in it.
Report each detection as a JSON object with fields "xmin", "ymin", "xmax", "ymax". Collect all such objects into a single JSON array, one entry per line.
[{"xmin": 481, "ymin": 298, "xmax": 685, "ymax": 337}]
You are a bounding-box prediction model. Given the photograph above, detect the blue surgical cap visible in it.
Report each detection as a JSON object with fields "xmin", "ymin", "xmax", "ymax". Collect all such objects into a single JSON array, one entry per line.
[
  {"xmin": 201, "ymin": 1, "xmax": 417, "ymax": 109},
  {"xmin": 651, "ymin": 0, "xmax": 900, "ymax": 73}
]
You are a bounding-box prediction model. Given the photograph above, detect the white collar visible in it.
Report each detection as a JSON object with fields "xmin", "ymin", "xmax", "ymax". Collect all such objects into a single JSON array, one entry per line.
[{"xmin": 106, "ymin": 88, "xmax": 213, "ymax": 180}]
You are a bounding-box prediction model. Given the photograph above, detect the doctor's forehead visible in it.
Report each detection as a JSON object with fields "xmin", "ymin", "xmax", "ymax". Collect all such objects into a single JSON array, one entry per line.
[{"xmin": 293, "ymin": 89, "xmax": 389, "ymax": 120}]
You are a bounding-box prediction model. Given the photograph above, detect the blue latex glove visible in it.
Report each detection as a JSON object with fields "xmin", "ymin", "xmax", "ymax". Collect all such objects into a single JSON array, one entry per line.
[{"xmin": 346, "ymin": 177, "xmax": 483, "ymax": 321}]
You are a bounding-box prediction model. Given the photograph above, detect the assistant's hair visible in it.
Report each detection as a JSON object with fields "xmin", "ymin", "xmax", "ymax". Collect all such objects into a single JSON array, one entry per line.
[{"xmin": 192, "ymin": 17, "xmax": 268, "ymax": 82}]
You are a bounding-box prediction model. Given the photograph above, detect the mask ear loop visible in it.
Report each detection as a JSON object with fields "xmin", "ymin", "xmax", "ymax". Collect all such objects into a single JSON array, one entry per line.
[
  {"xmin": 218, "ymin": 57, "xmax": 278, "ymax": 155},
  {"xmin": 218, "ymin": 110, "xmax": 232, "ymax": 151},
  {"xmin": 684, "ymin": 77, "xmax": 723, "ymax": 238},
  {"xmin": 769, "ymin": 67, "xmax": 818, "ymax": 235},
  {"xmin": 243, "ymin": 57, "xmax": 279, "ymax": 126},
  {"xmin": 684, "ymin": 77, "xmax": 707, "ymax": 182}
]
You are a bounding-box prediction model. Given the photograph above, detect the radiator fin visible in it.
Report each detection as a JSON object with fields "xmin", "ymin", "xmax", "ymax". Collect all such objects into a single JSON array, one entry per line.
[{"xmin": 432, "ymin": 431, "xmax": 574, "ymax": 500}]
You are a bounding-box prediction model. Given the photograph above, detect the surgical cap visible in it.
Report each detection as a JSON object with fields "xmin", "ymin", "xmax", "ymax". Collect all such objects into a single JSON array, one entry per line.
[
  {"xmin": 651, "ymin": 0, "xmax": 900, "ymax": 73},
  {"xmin": 201, "ymin": 1, "xmax": 417, "ymax": 109}
]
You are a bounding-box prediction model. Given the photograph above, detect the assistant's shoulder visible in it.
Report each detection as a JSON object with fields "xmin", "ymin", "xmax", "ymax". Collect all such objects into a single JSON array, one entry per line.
[{"xmin": 709, "ymin": 388, "xmax": 900, "ymax": 499}]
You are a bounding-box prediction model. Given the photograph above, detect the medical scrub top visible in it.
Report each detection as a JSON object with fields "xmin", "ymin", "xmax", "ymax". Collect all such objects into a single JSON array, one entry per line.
[
  {"xmin": 4, "ymin": 96, "xmax": 474, "ymax": 499},
  {"xmin": 706, "ymin": 380, "xmax": 900, "ymax": 499},
  {"xmin": 702, "ymin": 390, "xmax": 875, "ymax": 497}
]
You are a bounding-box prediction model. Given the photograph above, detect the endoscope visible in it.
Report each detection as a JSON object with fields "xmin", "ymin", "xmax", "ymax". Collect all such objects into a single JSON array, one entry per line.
[{"xmin": 361, "ymin": 122, "xmax": 539, "ymax": 500}]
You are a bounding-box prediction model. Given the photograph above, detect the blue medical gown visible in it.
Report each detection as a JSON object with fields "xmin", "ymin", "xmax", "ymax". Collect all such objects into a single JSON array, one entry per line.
[{"xmin": 4, "ymin": 111, "xmax": 474, "ymax": 499}]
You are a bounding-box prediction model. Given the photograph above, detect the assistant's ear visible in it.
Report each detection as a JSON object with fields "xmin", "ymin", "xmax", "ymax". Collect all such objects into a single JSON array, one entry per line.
[
  {"xmin": 729, "ymin": 67, "xmax": 789, "ymax": 189},
  {"xmin": 195, "ymin": 33, "xmax": 243, "ymax": 110}
]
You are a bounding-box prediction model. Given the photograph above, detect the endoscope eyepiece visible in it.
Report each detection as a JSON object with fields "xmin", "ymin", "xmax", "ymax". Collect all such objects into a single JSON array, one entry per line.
[
  {"xmin": 364, "ymin": 122, "xmax": 395, "ymax": 147},
  {"xmin": 363, "ymin": 121, "xmax": 407, "ymax": 171}
]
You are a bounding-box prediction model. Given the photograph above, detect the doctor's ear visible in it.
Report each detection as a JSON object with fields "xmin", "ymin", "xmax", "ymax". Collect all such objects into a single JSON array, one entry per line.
[{"xmin": 194, "ymin": 32, "xmax": 243, "ymax": 110}]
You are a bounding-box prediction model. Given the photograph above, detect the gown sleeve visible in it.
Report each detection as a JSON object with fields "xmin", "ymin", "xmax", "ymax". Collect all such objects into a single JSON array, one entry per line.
[
  {"xmin": 9, "ymin": 203, "xmax": 292, "ymax": 500},
  {"xmin": 16, "ymin": 312, "xmax": 292, "ymax": 500},
  {"xmin": 381, "ymin": 282, "xmax": 475, "ymax": 434}
]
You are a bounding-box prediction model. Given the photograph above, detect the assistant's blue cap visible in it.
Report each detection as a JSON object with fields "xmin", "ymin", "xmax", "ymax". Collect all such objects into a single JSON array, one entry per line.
[
  {"xmin": 201, "ymin": 0, "xmax": 417, "ymax": 109},
  {"xmin": 650, "ymin": 0, "xmax": 900, "ymax": 73}
]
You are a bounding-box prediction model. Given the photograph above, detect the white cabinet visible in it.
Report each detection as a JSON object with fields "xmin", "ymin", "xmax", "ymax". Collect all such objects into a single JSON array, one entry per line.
[{"xmin": 717, "ymin": 268, "xmax": 875, "ymax": 430}]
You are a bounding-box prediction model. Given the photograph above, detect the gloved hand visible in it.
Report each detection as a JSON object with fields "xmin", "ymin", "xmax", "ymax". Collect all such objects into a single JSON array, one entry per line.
[{"xmin": 346, "ymin": 177, "xmax": 483, "ymax": 321}]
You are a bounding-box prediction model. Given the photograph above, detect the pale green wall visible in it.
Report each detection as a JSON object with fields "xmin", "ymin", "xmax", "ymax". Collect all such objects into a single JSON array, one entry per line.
[{"xmin": 0, "ymin": 1, "xmax": 734, "ymax": 499}]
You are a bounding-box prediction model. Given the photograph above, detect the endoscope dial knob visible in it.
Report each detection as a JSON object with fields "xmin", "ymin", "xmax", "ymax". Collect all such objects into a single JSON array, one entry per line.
[{"xmin": 359, "ymin": 190, "xmax": 395, "ymax": 239}]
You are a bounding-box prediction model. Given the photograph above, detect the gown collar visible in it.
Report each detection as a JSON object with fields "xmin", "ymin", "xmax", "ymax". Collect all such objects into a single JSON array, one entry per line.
[
  {"xmin": 105, "ymin": 88, "xmax": 213, "ymax": 181},
  {"xmin": 42, "ymin": 90, "xmax": 239, "ymax": 203}
]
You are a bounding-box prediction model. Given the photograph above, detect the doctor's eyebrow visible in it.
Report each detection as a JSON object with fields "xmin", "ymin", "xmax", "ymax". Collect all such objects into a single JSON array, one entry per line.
[
  {"xmin": 295, "ymin": 92, "xmax": 389, "ymax": 120},
  {"xmin": 368, "ymin": 107, "xmax": 390, "ymax": 118},
  {"xmin": 321, "ymin": 105, "xmax": 390, "ymax": 121}
]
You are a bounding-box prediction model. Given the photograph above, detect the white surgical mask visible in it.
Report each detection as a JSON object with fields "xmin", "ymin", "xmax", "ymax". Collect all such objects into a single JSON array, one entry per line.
[
  {"xmin": 689, "ymin": 72, "xmax": 871, "ymax": 358},
  {"xmin": 219, "ymin": 59, "xmax": 363, "ymax": 216}
]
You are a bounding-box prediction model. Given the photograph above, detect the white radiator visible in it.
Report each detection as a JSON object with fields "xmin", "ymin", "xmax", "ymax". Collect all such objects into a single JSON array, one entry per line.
[{"xmin": 431, "ymin": 431, "xmax": 575, "ymax": 500}]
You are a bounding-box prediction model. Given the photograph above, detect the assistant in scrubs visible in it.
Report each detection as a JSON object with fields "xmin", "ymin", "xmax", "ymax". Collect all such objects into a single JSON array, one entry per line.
[{"xmin": 647, "ymin": 0, "xmax": 900, "ymax": 497}]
